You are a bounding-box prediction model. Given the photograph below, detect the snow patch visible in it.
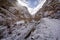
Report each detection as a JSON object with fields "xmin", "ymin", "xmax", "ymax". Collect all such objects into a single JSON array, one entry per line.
[{"xmin": 15, "ymin": 20, "xmax": 25, "ymax": 25}]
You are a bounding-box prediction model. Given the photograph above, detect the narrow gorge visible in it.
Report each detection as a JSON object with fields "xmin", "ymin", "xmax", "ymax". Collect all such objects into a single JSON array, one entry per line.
[{"xmin": 0, "ymin": 0, "xmax": 60, "ymax": 40}]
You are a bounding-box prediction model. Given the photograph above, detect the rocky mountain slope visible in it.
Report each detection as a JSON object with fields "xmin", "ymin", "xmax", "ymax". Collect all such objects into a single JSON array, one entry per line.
[{"xmin": 35, "ymin": 0, "xmax": 60, "ymax": 19}]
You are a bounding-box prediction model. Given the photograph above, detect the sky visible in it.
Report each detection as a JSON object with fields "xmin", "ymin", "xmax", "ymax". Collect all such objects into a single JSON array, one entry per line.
[
  {"xmin": 20, "ymin": 0, "xmax": 40, "ymax": 8},
  {"xmin": 17, "ymin": 0, "xmax": 46, "ymax": 15},
  {"xmin": 25, "ymin": 0, "xmax": 39, "ymax": 8}
]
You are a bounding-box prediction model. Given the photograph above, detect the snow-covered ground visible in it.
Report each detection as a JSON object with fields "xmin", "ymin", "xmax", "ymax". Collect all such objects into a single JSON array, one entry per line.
[
  {"xmin": 27, "ymin": 18, "xmax": 60, "ymax": 40},
  {"xmin": 1, "ymin": 18, "xmax": 60, "ymax": 40}
]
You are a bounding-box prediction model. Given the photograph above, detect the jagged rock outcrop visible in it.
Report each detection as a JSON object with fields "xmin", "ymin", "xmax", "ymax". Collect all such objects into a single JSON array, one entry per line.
[
  {"xmin": 36, "ymin": 0, "xmax": 60, "ymax": 19},
  {"xmin": 0, "ymin": 0, "xmax": 32, "ymax": 23}
]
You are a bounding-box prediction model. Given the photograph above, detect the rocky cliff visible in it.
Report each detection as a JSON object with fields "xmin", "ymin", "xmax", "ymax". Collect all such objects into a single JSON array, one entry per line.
[
  {"xmin": 0, "ymin": 0, "xmax": 32, "ymax": 39},
  {"xmin": 35, "ymin": 0, "xmax": 60, "ymax": 19}
]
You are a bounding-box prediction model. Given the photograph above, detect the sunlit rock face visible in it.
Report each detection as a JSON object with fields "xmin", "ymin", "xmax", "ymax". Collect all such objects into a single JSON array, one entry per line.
[{"xmin": 36, "ymin": 0, "xmax": 60, "ymax": 19}]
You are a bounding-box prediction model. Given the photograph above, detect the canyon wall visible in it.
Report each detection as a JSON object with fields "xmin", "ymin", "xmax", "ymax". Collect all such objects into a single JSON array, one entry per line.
[{"xmin": 35, "ymin": 0, "xmax": 60, "ymax": 19}]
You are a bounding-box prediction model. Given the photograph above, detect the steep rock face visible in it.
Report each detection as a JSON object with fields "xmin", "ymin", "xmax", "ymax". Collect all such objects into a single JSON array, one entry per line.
[
  {"xmin": 36, "ymin": 0, "xmax": 60, "ymax": 19},
  {"xmin": 0, "ymin": 0, "xmax": 32, "ymax": 23},
  {"xmin": 0, "ymin": 0, "xmax": 32, "ymax": 39}
]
